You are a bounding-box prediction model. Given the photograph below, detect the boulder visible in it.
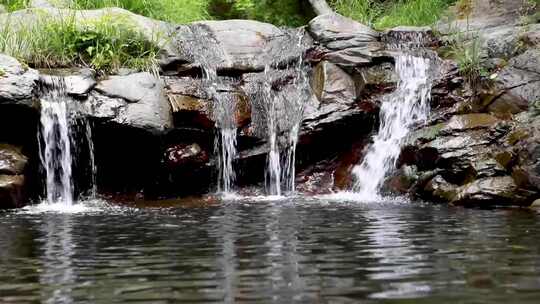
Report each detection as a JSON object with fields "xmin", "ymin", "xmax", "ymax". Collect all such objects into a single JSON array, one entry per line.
[
  {"xmin": 165, "ymin": 143, "xmax": 209, "ymax": 169},
  {"xmin": 0, "ymin": 54, "xmax": 39, "ymax": 107},
  {"xmin": 0, "ymin": 144, "xmax": 28, "ymax": 175},
  {"xmin": 453, "ymin": 176, "xmax": 533, "ymax": 206},
  {"xmin": 89, "ymin": 72, "xmax": 172, "ymax": 133},
  {"xmin": 311, "ymin": 61, "xmax": 356, "ymax": 104},
  {"xmin": 496, "ymin": 49, "xmax": 540, "ymax": 107},
  {"xmin": 307, "ymin": 13, "xmax": 382, "ymax": 67},
  {"xmin": 170, "ymin": 21, "xmax": 309, "ymax": 72},
  {"xmin": 0, "ymin": 144, "xmax": 28, "ymax": 209},
  {"xmin": 39, "ymin": 68, "xmax": 96, "ymax": 97},
  {"xmin": 0, "ymin": 175, "xmax": 25, "ymax": 209}
]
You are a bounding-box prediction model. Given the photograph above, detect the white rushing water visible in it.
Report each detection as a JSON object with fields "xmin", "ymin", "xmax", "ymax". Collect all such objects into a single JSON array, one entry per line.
[
  {"xmin": 213, "ymin": 92, "xmax": 238, "ymax": 194},
  {"xmin": 39, "ymin": 92, "xmax": 75, "ymax": 205},
  {"xmin": 352, "ymin": 54, "xmax": 432, "ymax": 200}
]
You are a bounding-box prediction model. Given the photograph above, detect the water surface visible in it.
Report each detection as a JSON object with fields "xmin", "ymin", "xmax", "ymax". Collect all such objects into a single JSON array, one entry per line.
[{"xmin": 1, "ymin": 197, "xmax": 540, "ymax": 303}]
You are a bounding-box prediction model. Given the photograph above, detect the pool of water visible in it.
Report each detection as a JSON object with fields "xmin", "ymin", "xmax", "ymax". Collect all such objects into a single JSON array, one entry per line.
[{"xmin": 1, "ymin": 196, "xmax": 540, "ymax": 303}]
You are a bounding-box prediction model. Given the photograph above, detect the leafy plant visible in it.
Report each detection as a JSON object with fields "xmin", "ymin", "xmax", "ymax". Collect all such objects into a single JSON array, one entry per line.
[{"xmin": 0, "ymin": 12, "xmax": 160, "ymax": 74}]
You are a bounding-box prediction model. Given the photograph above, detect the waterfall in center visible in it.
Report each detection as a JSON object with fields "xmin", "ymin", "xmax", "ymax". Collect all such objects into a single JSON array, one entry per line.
[
  {"xmin": 39, "ymin": 89, "xmax": 75, "ymax": 205},
  {"xmin": 352, "ymin": 53, "xmax": 433, "ymax": 200},
  {"xmin": 38, "ymin": 77, "xmax": 97, "ymax": 205}
]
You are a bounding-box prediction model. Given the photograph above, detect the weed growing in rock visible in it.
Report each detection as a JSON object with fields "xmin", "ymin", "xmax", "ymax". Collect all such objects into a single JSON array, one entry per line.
[
  {"xmin": 0, "ymin": 12, "xmax": 159, "ymax": 74},
  {"xmin": 452, "ymin": 35, "xmax": 486, "ymax": 92}
]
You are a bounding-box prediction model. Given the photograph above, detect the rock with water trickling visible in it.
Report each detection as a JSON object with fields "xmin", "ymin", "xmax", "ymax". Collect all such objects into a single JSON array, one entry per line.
[
  {"xmin": 0, "ymin": 55, "xmax": 39, "ymax": 107},
  {"xmin": 169, "ymin": 21, "xmax": 309, "ymax": 72}
]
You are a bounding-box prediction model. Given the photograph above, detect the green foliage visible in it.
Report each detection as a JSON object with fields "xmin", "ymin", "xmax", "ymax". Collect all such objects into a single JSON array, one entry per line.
[
  {"xmin": 208, "ymin": 0, "xmax": 310, "ymax": 26},
  {"xmin": 0, "ymin": 12, "xmax": 160, "ymax": 74},
  {"xmin": 72, "ymin": 0, "xmax": 211, "ymax": 24},
  {"xmin": 330, "ymin": 0, "xmax": 383, "ymax": 26},
  {"xmin": 0, "ymin": 0, "xmax": 28, "ymax": 12},
  {"xmin": 375, "ymin": 0, "xmax": 456, "ymax": 29},
  {"xmin": 451, "ymin": 35, "xmax": 486, "ymax": 91}
]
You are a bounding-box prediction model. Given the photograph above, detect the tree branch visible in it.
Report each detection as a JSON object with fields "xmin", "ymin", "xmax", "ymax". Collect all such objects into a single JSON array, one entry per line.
[{"xmin": 307, "ymin": 0, "xmax": 334, "ymax": 15}]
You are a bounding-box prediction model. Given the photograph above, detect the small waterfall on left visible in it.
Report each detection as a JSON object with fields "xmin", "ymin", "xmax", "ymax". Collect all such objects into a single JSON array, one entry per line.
[
  {"xmin": 38, "ymin": 77, "xmax": 96, "ymax": 205},
  {"xmin": 39, "ymin": 88, "xmax": 75, "ymax": 205}
]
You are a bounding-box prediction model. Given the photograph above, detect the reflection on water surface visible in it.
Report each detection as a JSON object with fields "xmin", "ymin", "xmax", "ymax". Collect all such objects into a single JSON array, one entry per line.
[{"xmin": 1, "ymin": 197, "xmax": 540, "ymax": 303}]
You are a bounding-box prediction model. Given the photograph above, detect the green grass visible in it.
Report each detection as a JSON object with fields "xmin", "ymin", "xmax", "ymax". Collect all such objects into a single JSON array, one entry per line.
[
  {"xmin": 0, "ymin": 11, "xmax": 160, "ymax": 73},
  {"xmin": 72, "ymin": 0, "xmax": 211, "ymax": 24},
  {"xmin": 331, "ymin": 0, "xmax": 456, "ymax": 29},
  {"xmin": 0, "ymin": 0, "xmax": 28, "ymax": 11}
]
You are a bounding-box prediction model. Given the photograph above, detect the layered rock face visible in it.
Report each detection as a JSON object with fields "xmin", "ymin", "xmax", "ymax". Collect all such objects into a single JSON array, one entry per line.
[{"xmin": 389, "ymin": 0, "xmax": 540, "ymax": 206}]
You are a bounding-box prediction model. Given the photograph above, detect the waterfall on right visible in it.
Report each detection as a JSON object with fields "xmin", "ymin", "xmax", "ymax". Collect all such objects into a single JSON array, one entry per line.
[{"xmin": 352, "ymin": 53, "xmax": 433, "ymax": 200}]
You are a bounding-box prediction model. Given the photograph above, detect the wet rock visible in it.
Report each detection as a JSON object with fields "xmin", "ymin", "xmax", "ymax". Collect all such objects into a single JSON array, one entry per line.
[
  {"xmin": 0, "ymin": 54, "xmax": 39, "ymax": 107},
  {"xmin": 0, "ymin": 175, "xmax": 25, "ymax": 209},
  {"xmin": 308, "ymin": 13, "xmax": 382, "ymax": 67},
  {"xmin": 383, "ymin": 26, "xmax": 439, "ymax": 48},
  {"xmin": 453, "ymin": 176, "xmax": 534, "ymax": 206},
  {"xmin": 443, "ymin": 113, "xmax": 500, "ymax": 131},
  {"xmin": 165, "ymin": 143, "xmax": 209, "ymax": 168},
  {"xmin": 39, "ymin": 69, "xmax": 96, "ymax": 97},
  {"xmin": 171, "ymin": 21, "xmax": 308, "ymax": 72},
  {"xmin": 90, "ymin": 72, "xmax": 172, "ymax": 132},
  {"xmin": 311, "ymin": 61, "xmax": 356, "ymax": 104},
  {"xmin": 165, "ymin": 77, "xmax": 251, "ymax": 130},
  {"xmin": 424, "ymin": 175, "xmax": 459, "ymax": 202},
  {"xmin": 0, "ymin": 144, "xmax": 28, "ymax": 175},
  {"xmin": 496, "ymin": 49, "xmax": 540, "ymax": 106}
]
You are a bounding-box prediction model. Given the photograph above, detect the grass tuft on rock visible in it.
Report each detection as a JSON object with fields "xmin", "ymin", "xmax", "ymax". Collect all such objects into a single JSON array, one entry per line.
[{"xmin": 0, "ymin": 12, "xmax": 160, "ymax": 74}]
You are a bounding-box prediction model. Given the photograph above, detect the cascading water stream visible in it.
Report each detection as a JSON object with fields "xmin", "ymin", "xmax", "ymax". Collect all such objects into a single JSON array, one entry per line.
[
  {"xmin": 39, "ymin": 91, "xmax": 75, "ymax": 205},
  {"xmin": 262, "ymin": 31, "xmax": 309, "ymax": 196},
  {"xmin": 38, "ymin": 77, "xmax": 97, "ymax": 205},
  {"xmin": 352, "ymin": 54, "xmax": 432, "ymax": 200},
  {"xmin": 180, "ymin": 26, "xmax": 238, "ymax": 194}
]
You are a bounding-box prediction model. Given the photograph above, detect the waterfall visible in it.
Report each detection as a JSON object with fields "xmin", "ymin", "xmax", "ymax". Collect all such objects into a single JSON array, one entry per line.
[
  {"xmin": 38, "ymin": 77, "xmax": 97, "ymax": 205},
  {"xmin": 213, "ymin": 91, "xmax": 238, "ymax": 194},
  {"xmin": 352, "ymin": 54, "xmax": 432, "ymax": 200},
  {"xmin": 262, "ymin": 66, "xmax": 308, "ymax": 196},
  {"xmin": 39, "ymin": 91, "xmax": 75, "ymax": 205}
]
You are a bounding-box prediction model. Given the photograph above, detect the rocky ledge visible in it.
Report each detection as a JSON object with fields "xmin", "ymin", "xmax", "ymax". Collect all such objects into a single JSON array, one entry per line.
[{"xmin": 0, "ymin": 0, "xmax": 538, "ymax": 208}]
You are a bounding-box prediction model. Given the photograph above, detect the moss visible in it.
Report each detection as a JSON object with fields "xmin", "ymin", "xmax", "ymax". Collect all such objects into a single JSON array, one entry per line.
[{"xmin": 0, "ymin": 68, "xmax": 5, "ymax": 77}]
